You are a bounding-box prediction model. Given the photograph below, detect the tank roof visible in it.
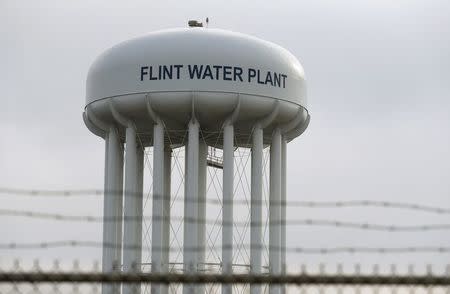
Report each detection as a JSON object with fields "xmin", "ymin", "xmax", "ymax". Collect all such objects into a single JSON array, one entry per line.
[{"xmin": 86, "ymin": 28, "xmax": 307, "ymax": 108}]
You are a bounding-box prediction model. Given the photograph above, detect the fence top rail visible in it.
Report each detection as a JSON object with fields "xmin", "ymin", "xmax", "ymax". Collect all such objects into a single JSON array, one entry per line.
[{"xmin": 0, "ymin": 272, "xmax": 449, "ymax": 286}]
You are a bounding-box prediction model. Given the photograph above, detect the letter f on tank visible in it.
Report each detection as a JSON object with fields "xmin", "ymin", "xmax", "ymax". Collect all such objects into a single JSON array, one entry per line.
[{"xmin": 140, "ymin": 66, "xmax": 149, "ymax": 81}]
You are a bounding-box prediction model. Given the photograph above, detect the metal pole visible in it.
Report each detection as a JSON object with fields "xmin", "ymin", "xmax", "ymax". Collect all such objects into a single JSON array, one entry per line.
[
  {"xmin": 183, "ymin": 119, "xmax": 199, "ymax": 294},
  {"xmin": 136, "ymin": 145, "xmax": 144, "ymax": 268},
  {"xmin": 106, "ymin": 128, "xmax": 124, "ymax": 294},
  {"xmin": 280, "ymin": 138, "xmax": 287, "ymax": 294},
  {"xmin": 250, "ymin": 127, "xmax": 263, "ymax": 294},
  {"xmin": 269, "ymin": 128, "xmax": 282, "ymax": 294},
  {"xmin": 222, "ymin": 123, "xmax": 234, "ymax": 294},
  {"xmin": 102, "ymin": 132, "xmax": 112, "ymax": 294},
  {"xmin": 198, "ymin": 141, "xmax": 207, "ymax": 294},
  {"xmin": 151, "ymin": 123, "xmax": 165, "ymax": 294},
  {"xmin": 113, "ymin": 132, "xmax": 124, "ymax": 272},
  {"xmin": 102, "ymin": 132, "xmax": 112, "ymax": 273},
  {"xmin": 94, "ymin": 101, "xmax": 124, "ymax": 294},
  {"xmin": 198, "ymin": 142, "xmax": 208, "ymax": 267},
  {"xmin": 161, "ymin": 147, "xmax": 172, "ymax": 294},
  {"xmin": 135, "ymin": 142, "xmax": 144, "ymax": 294},
  {"xmin": 122, "ymin": 125, "xmax": 141, "ymax": 294}
]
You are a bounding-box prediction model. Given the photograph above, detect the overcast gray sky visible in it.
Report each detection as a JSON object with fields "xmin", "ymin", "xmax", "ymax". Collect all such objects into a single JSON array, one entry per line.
[{"xmin": 1, "ymin": 0, "xmax": 450, "ymax": 273}]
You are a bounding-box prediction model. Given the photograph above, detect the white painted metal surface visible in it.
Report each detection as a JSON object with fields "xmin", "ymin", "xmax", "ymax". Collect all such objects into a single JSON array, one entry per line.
[
  {"xmin": 102, "ymin": 128, "xmax": 123, "ymax": 294},
  {"xmin": 112, "ymin": 130, "xmax": 124, "ymax": 272},
  {"xmin": 151, "ymin": 122, "xmax": 164, "ymax": 294},
  {"xmin": 250, "ymin": 127, "xmax": 263, "ymax": 294},
  {"xmin": 184, "ymin": 119, "xmax": 199, "ymax": 294},
  {"xmin": 270, "ymin": 128, "xmax": 282, "ymax": 294},
  {"xmin": 86, "ymin": 28, "xmax": 306, "ymax": 108},
  {"xmin": 122, "ymin": 126, "xmax": 143, "ymax": 294},
  {"xmin": 85, "ymin": 28, "xmax": 308, "ymax": 147},
  {"xmin": 222, "ymin": 123, "xmax": 234, "ymax": 294},
  {"xmin": 83, "ymin": 26, "xmax": 310, "ymax": 294},
  {"xmin": 102, "ymin": 129, "xmax": 118, "ymax": 271},
  {"xmin": 281, "ymin": 139, "xmax": 287, "ymax": 294},
  {"xmin": 198, "ymin": 142, "xmax": 208, "ymax": 267},
  {"xmin": 161, "ymin": 148, "xmax": 171, "ymax": 294},
  {"xmin": 136, "ymin": 144, "xmax": 144, "ymax": 270},
  {"xmin": 198, "ymin": 142, "xmax": 208, "ymax": 294}
]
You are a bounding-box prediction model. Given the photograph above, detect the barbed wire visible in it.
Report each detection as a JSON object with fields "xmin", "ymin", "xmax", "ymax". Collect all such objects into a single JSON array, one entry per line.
[
  {"xmin": 1, "ymin": 187, "xmax": 449, "ymax": 215},
  {"xmin": 0, "ymin": 272, "xmax": 449, "ymax": 285},
  {"xmin": 2, "ymin": 259, "xmax": 449, "ymax": 273},
  {"xmin": 1, "ymin": 208, "xmax": 449, "ymax": 232},
  {"xmin": 1, "ymin": 241, "xmax": 449, "ymax": 254}
]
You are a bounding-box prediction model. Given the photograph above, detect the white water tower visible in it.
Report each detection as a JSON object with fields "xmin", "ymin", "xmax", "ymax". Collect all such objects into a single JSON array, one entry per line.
[{"xmin": 83, "ymin": 25, "xmax": 309, "ymax": 294}]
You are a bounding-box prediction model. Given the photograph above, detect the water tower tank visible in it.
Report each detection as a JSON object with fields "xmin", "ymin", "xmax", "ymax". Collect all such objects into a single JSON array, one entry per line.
[{"xmin": 83, "ymin": 27, "xmax": 309, "ymax": 294}]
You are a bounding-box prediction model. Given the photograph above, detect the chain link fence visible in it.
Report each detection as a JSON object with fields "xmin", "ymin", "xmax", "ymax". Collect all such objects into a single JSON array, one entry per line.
[{"xmin": 1, "ymin": 260, "xmax": 449, "ymax": 294}]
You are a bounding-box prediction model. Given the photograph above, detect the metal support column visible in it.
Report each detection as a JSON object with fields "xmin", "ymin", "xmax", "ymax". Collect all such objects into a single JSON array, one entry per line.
[
  {"xmin": 183, "ymin": 119, "xmax": 199, "ymax": 294},
  {"xmin": 136, "ymin": 145, "xmax": 144, "ymax": 269},
  {"xmin": 113, "ymin": 135, "xmax": 124, "ymax": 273},
  {"xmin": 161, "ymin": 147, "xmax": 172, "ymax": 294},
  {"xmin": 122, "ymin": 125, "xmax": 142, "ymax": 294},
  {"xmin": 198, "ymin": 141, "xmax": 208, "ymax": 294},
  {"xmin": 222, "ymin": 123, "xmax": 234, "ymax": 294},
  {"xmin": 280, "ymin": 138, "xmax": 287, "ymax": 294},
  {"xmin": 269, "ymin": 128, "xmax": 282, "ymax": 294},
  {"xmin": 198, "ymin": 142, "xmax": 208, "ymax": 268},
  {"xmin": 250, "ymin": 127, "xmax": 263, "ymax": 294},
  {"xmin": 102, "ymin": 128, "xmax": 124, "ymax": 294},
  {"xmin": 151, "ymin": 122, "xmax": 165, "ymax": 294}
]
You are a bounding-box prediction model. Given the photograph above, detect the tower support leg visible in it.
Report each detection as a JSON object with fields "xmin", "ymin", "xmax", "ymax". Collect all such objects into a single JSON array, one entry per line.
[
  {"xmin": 269, "ymin": 128, "xmax": 282, "ymax": 294},
  {"xmin": 136, "ymin": 144, "xmax": 144, "ymax": 270},
  {"xmin": 183, "ymin": 119, "xmax": 199, "ymax": 294},
  {"xmin": 281, "ymin": 138, "xmax": 287, "ymax": 294},
  {"xmin": 122, "ymin": 126, "xmax": 143, "ymax": 294},
  {"xmin": 102, "ymin": 128, "xmax": 124, "ymax": 294},
  {"xmin": 197, "ymin": 141, "xmax": 208, "ymax": 294},
  {"xmin": 152, "ymin": 122, "xmax": 165, "ymax": 294},
  {"xmin": 222, "ymin": 123, "xmax": 234, "ymax": 294},
  {"xmin": 250, "ymin": 127, "xmax": 263, "ymax": 294},
  {"xmin": 114, "ymin": 135, "xmax": 124, "ymax": 274},
  {"xmin": 161, "ymin": 147, "xmax": 172, "ymax": 294}
]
